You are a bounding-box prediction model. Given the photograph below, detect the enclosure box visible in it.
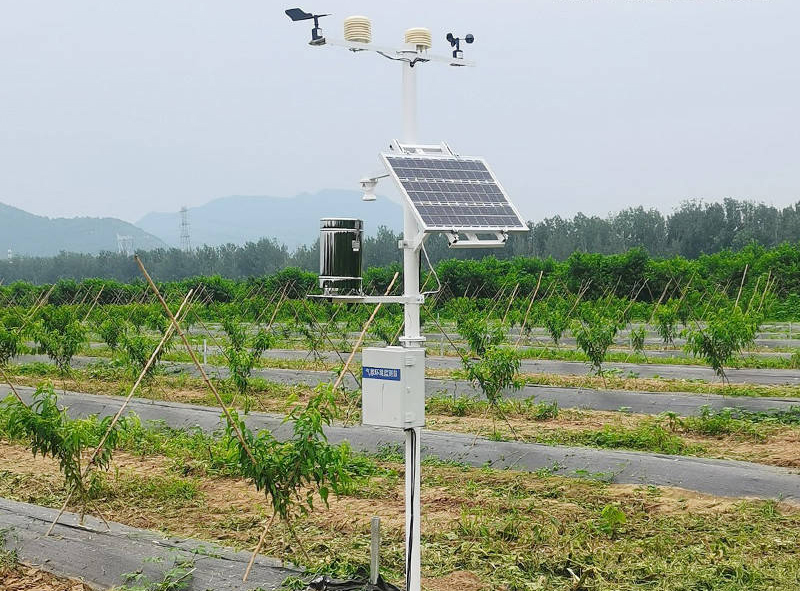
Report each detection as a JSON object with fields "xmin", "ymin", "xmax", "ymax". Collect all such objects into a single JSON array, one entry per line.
[{"xmin": 362, "ymin": 346, "xmax": 425, "ymax": 429}]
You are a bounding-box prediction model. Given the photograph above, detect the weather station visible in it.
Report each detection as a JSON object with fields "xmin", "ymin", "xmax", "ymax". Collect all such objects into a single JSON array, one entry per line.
[{"xmin": 286, "ymin": 8, "xmax": 527, "ymax": 590}]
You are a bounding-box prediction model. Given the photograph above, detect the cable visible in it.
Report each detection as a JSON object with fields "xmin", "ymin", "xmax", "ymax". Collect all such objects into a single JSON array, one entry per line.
[
  {"xmin": 405, "ymin": 427, "xmax": 416, "ymax": 591},
  {"xmin": 420, "ymin": 240, "xmax": 441, "ymax": 297},
  {"xmin": 376, "ymin": 52, "xmax": 429, "ymax": 68}
]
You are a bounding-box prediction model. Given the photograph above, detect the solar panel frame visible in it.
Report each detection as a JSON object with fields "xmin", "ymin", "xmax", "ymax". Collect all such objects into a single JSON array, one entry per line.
[{"xmin": 381, "ymin": 152, "xmax": 528, "ymax": 233}]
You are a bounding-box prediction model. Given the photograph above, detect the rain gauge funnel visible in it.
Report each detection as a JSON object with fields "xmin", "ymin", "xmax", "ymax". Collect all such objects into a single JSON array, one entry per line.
[{"xmin": 319, "ymin": 218, "xmax": 363, "ymax": 296}]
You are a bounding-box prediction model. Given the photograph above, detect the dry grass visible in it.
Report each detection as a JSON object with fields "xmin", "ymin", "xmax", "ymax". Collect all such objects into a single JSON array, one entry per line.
[{"xmin": 0, "ymin": 565, "xmax": 93, "ymax": 591}]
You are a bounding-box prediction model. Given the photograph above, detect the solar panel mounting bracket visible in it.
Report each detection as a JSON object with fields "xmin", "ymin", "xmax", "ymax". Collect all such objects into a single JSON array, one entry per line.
[
  {"xmin": 445, "ymin": 231, "xmax": 509, "ymax": 249},
  {"xmin": 388, "ymin": 140, "xmax": 455, "ymax": 156}
]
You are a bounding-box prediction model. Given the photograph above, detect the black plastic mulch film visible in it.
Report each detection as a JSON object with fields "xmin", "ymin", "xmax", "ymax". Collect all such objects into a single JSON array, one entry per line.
[{"xmin": 307, "ymin": 574, "xmax": 401, "ymax": 591}]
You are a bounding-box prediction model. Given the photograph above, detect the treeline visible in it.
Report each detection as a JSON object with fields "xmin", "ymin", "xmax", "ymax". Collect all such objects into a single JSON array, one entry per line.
[
  {"xmin": 1, "ymin": 198, "xmax": 800, "ymax": 284},
  {"xmin": 527, "ymin": 198, "xmax": 800, "ymax": 260},
  {"xmin": 1, "ymin": 243, "xmax": 798, "ymax": 318}
]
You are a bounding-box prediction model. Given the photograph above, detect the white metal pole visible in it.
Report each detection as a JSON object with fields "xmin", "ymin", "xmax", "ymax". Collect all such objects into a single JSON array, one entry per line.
[
  {"xmin": 401, "ymin": 57, "xmax": 423, "ymax": 591},
  {"xmin": 402, "ymin": 60, "xmax": 417, "ymax": 144}
]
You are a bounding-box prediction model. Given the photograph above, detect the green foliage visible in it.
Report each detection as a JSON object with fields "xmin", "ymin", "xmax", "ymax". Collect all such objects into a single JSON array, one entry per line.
[
  {"xmin": 4, "ymin": 239, "xmax": 800, "ymax": 317},
  {"xmin": 95, "ymin": 317, "xmax": 124, "ymax": 352},
  {"xmin": 0, "ymin": 383, "xmax": 122, "ymax": 520},
  {"xmin": 654, "ymin": 300, "xmax": 680, "ymax": 345},
  {"xmin": 677, "ymin": 406, "xmax": 767, "ymax": 440},
  {"xmin": 685, "ymin": 307, "xmax": 761, "ymax": 382},
  {"xmin": 222, "ymin": 317, "xmax": 274, "ymax": 413},
  {"xmin": 629, "ymin": 326, "xmax": 647, "ymax": 356},
  {"xmin": 118, "ymin": 556, "xmax": 195, "ymax": 591},
  {"xmin": 579, "ymin": 421, "xmax": 691, "ymax": 455},
  {"xmin": 523, "ymin": 398, "xmax": 559, "ymax": 421},
  {"xmin": 32, "ymin": 306, "xmax": 86, "ymax": 372},
  {"xmin": 572, "ymin": 307, "xmax": 621, "ymax": 375},
  {"xmin": 464, "ymin": 346, "xmax": 522, "ymax": 406},
  {"xmin": 368, "ymin": 315, "xmax": 397, "ymax": 347},
  {"xmin": 453, "ymin": 300, "xmax": 506, "ymax": 357},
  {"xmin": 596, "ymin": 504, "xmax": 626, "ymax": 538},
  {"xmin": 120, "ymin": 329, "xmax": 171, "ymax": 381},
  {"xmin": 541, "ymin": 298, "xmax": 571, "ymax": 346},
  {"xmin": 0, "ymin": 309, "xmax": 24, "ymax": 365},
  {"xmin": 224, "ymin": 384, "xmax": 354, "ymax": 523}
]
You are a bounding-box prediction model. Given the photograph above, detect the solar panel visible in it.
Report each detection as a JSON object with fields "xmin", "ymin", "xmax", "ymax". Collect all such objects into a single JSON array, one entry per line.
[{"xmin": 381, "ymin": 152, "xmax": 527, "ymax": 232}]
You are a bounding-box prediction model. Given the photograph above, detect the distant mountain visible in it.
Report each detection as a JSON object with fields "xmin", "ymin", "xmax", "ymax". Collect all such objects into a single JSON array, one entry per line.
[
  {"xmin": 136, "ymin": 190, "xmax": 403, "ymax": 249},
  {"xmin": 0, "ymin": 203, "xmax": 166, "ymax": 257}
]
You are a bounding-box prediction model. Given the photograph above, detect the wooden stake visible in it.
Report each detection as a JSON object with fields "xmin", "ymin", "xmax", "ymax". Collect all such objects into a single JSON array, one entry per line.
[
  {"xmin": 332, "ymin": 272, "xmax": 399, "ymax": 392},
  {"xmin": 501, "ymin": 283, "xmax": 520, "ymax": 326},
  {"xmin": 0, "ymin": 364, "xmax": 27, "ymax": 406},
  {"xmin": 134, "ymin": 256, "xmax": 257, "ymax": 465},
  {"xmin": 243, "ymin": 513, "xmax": 277, "ymax": 583},
  {"xmin": 734, "ymin": 264, "xmax": 748, "ymax": 309},
  {"xmin": 45, "ymin": 290, "xmax": 194, "ymax": 536},
  {"xmin": 515, "ymin": 271, "xmax": 544, "ymax": 348},
  {"xmin": 82, "ymin": 286, "xmax": 105, "ymax": 322}
]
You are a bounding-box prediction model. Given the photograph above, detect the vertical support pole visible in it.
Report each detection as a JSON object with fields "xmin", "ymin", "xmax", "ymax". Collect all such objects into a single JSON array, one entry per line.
[
  {"xmin": 401, "ymin": 57, "xmax": 423, "ymax": 591},
  {"xmin": 370, "ymin": 516, "xmax": 381, "ymax": 585},
  {"xmin": 404, "ymin": 425, "xmax": 422, "ymax": 591},
  {"xmin": 402, "ymin": 61, "xmax": 417, "ymax": 144},
  {"xmin": 203, "ymin": 339, "xmax": 208, "ymax": 365}
]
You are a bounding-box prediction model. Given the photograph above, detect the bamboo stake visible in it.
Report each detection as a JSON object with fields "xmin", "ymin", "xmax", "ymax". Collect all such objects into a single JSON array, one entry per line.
[
  {"xmin": 296, "ymin": 295, "xmax": 360, "ymax": 386},
  {"xmin": 746, "ymin": 275, "xmax": 763, "ymax": 313},
  {"xmin": 333, "ymin": 272, "xmax": 399, "ymax": 392},
  {"xmin": 243, "ymin": 513, "xmax": 277, "ymax": 582},
  {"xmin": 0, "ymin": 364, "xmax": 27, "ymax": 406},
  {"xmin": 501, "ymin": 283, "xmax": 520, "ymax": 326},
  {"xmin": 134, "ymin": 256, "xmax": 257, "ymax": 465},
  {"xmin": 45, "ymin": 290, "xmax": 194, "ymax": 536},
  {"xmin": 82, "ymin": 286, "xmax": 105, "ymax": 322},
  {"xmin": 647, "ymin": 279, "xmax": 672, "ymax": 325},
  {"xmin": 734, "ymin": 264, "xmax": 749, "ymax": 309},
  {"xmin": 758, "ymin": 271, "xmax": 773, "ymax": 312},
  {"xmin": 515, "ymin": 271, "xmax": 543, "ymax": 348}
]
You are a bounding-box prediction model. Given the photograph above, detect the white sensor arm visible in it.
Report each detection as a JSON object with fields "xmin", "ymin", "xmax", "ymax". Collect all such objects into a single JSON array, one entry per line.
[{"xmin": 320, "ymin": 37, "xmax": 476, "ymax": 67}]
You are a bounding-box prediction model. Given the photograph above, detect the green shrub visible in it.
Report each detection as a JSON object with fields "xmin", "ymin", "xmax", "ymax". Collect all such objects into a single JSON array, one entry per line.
[
  {"xmin": 629, "ymin": 326, "xmax": 647, "ymax": 357},
  {"xmin": 685, "ymin": 307, "xmax": 761, "ymax": 382},
  {"xmin": 0, "ymin": 383, "xmax": 123, "ymax": 522},
  {"xmin": 222, "ymin": 317, "xmax": 274, "ymax": 413},
  {"xmin": 654, "ymin": 301, "xmax": 680, "ymax": 345},
  {"xmin": 572, "ymin": 308, "xmax": 620, "ymax": 375},
  {"xmin": 0, "ymin": 309, "xmax": 24, "ymax": 365},
  {"xmin": 224, "ymin": 384, "xmax": 355, "ymax": 530},
  {"xmin": 32, "ymin": 307, "xmax": 87, "ymax": 372}
]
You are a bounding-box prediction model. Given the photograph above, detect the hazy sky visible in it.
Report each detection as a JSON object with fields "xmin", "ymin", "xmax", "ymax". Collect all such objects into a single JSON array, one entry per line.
[{"xmin": 1, "ymin": 0, "xmax": 798, "ymax": 224}]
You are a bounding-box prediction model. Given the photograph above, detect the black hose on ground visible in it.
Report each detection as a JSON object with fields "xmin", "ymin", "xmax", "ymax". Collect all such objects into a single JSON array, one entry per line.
[{"xmin": 307, "ymin": 574, "xmax": 401, "ymax": 591}]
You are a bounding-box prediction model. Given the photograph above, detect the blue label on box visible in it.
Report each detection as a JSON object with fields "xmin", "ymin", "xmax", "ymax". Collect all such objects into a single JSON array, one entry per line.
[{"xmin": 362, "ymin": 366, "xmax": 401, "ymax": 381}]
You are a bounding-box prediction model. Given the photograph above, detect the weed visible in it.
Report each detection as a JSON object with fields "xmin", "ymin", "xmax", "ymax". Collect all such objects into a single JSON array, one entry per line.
[
  {"xmin": 0, "ymin": 528, "xmax": 19, "ymax": 571},
  {"xmin": 596, "ymin": 504, "xmax": 626, "ymax": 538},
  {"xmin": 117, "ymin": 555, "xmax": 195, "ymax": 591}
]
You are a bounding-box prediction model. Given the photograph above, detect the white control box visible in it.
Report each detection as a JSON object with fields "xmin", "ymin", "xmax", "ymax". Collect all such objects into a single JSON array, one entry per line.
[{"xmin": 362, "ymin": 346, "xmax": 425, "ymax": 429}]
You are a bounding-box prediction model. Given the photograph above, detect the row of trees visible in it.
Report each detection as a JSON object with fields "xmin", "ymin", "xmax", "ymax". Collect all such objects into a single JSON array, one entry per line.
[
  {"xmin": 1, "ymin": 199, "xmax": 800, "ymax": 283},
  {"xmin": 1, "ymin": 243, "xmax": 798, "ymax": 318},
  {"xmin": 526, "ymin": 199, "xmax": 800, "ymax": 260}
]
